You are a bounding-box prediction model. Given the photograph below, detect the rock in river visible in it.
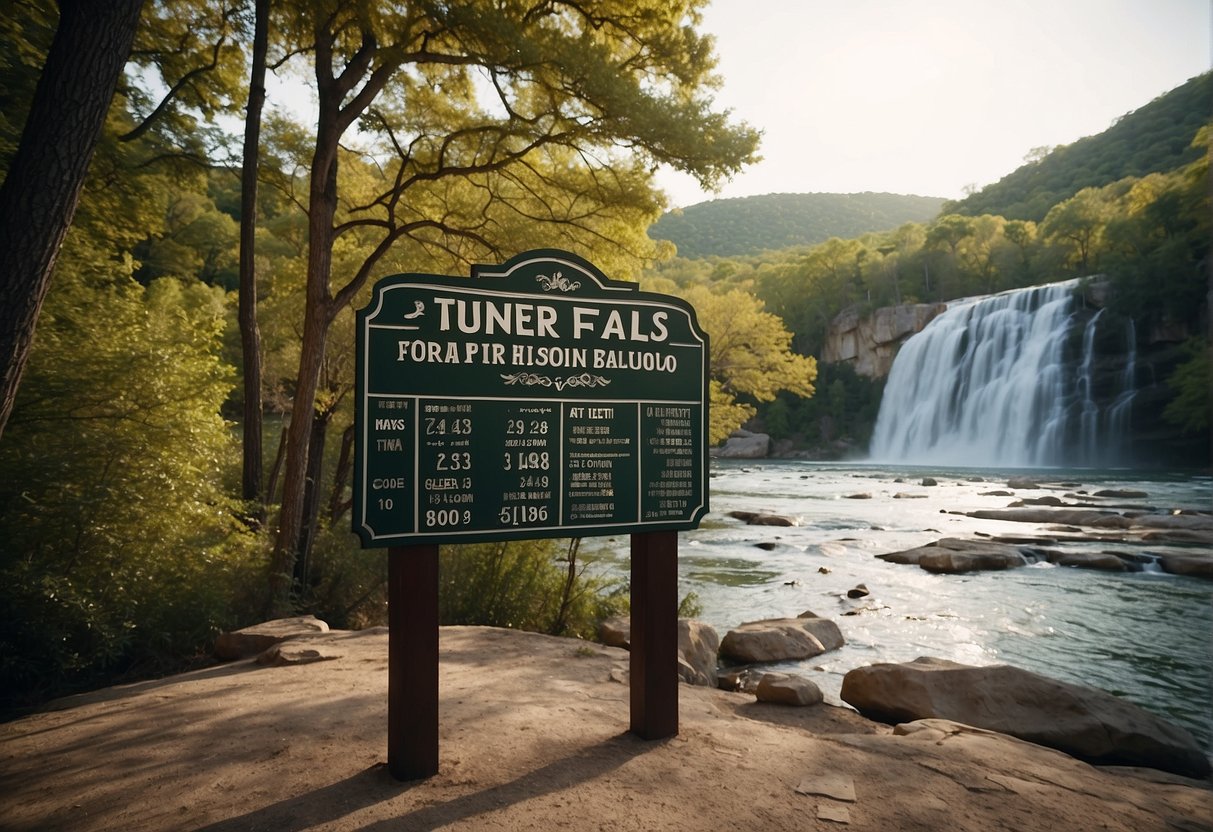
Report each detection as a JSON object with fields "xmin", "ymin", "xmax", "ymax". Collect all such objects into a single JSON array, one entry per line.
[{"xmin": 877, "ymin": 538, "xmax": 1034, "ymax": 573}]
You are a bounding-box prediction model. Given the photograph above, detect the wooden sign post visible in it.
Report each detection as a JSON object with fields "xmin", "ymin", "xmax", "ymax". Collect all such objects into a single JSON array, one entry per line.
[{"xmin": 357, "ymin": 250, "xmax": 707, "ymax": 780}]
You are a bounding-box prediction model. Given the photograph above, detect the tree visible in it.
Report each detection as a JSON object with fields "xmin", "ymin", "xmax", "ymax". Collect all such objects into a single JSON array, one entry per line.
[
  {"xmin": 1041, "ymin": 187, "xmax": 1114, "ymax": 275},
  {"xmin": 238, "ymin": 0, "xmax": 270, "ymax": 516},
  {"xmin": 264, "ymin": 1, "xmax": 760, "ymax": 613},
  {"xmin": 677, "ymin": 285, "xmax": 817, "ymax": 444},
  {"xmin": 0, "ymin": 0, "xmax": 145, "ymax": 441}
]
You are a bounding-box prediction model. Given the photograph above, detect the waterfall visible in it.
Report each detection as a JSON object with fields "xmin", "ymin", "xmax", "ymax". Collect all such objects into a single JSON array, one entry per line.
[{"xmin": 869, "ymin": 281, "xmax": 1137, "ymax": 468}]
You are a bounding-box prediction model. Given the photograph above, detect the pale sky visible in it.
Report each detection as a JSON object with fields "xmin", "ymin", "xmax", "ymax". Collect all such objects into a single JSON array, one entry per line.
[{"xmin": 656, "ymin": 0, "xmax": 1212, "ymax": 208}]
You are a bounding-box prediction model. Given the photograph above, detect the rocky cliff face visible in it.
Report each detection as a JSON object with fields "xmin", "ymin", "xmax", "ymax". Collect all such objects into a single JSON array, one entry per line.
[{"xmin": 822, "ymin": 303, "xmax": 945, "ymax": 378}]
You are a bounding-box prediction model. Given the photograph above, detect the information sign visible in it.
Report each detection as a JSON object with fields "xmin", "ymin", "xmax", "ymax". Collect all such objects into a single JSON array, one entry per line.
[{"xmin": 353, "ymin": 249, "xmax": 708, "ymax": 546}]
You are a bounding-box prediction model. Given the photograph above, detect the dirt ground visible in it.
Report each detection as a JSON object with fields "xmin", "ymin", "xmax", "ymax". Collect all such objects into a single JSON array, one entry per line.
[{"xmin": 2, "ymin": 626, "xmax": 1210, "ymax": 831}]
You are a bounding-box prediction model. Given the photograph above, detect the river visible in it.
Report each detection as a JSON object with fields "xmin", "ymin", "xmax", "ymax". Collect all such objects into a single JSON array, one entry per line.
[{"xmin": 589, "ymin": 460, "xmax": 1212, "ymax": 752}]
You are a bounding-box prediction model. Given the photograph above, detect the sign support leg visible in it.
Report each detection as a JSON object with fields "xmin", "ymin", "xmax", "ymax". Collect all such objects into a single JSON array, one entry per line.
[
  {"xmin": 387, "ymin": 544, "xmax": 439, "ymax": 780},
  {"xmin": 629, "ymin": 530, "xmax": 679, "ymax": 739}
]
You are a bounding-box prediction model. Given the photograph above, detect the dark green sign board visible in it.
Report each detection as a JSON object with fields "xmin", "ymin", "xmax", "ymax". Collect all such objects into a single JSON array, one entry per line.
[{"xmin": 353, "ymin": 249, "xmax": 708, "ymax": 546}]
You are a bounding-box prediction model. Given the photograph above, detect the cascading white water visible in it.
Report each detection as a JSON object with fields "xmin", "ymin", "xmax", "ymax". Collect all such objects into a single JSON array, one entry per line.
[{"xmin": 869, "ymin": 281, "xmax": 1137, "ymax": 468}]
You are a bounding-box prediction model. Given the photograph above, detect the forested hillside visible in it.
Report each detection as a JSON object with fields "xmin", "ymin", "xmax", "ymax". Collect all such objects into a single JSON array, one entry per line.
[
  {"xmin": 648, "ymin": 192, "xmax": 946, "ymax": 258},
  {"xmin": 944, "ymin": 71, "xmax": 1212, "ymax": 221}
]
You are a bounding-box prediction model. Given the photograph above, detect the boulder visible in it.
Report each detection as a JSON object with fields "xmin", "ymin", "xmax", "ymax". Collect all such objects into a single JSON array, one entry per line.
[
  {"xmin": 1157, "ymin": 553, "xmax": 1213, "ymax": 579},
  {"xmin": 597, "ymin": 617, "xmax": 719, "ymax": 687},
  {"xmin": 727, "ymin": 510, "xmax": 799, "ymax": 527},
  {"xmin": 214, "ymin": 615, "xmax": 330, "ymax": 661},
  {"xmin": 1093, "ymin": 489, "xmax": 1149, "ymax": 499},
  {"xmin": 1017, "ymin": 495, "xmax": 1065, "ymax": 506},
  {"xmin": 717, "ymin": 430, "xmax": 770, "ymax": 459},
  {"xmin": 755, "ymin": 672, "xmax": 823, "ymax": 706},
  {"xmin": 1132, "ymin": 513, "xmax": 1213, "ymax": 531},
  {"xmin": 719, "ymin": 615, "xmax": 844, "ymax": 663},
  {"xmin": 877, "ymin": 538, "xmax": 1030, "ymax": 573},
  {"xmin": 1048, "ymin": 551, "xmax": 1128, "ymax": 572},
  {"xmin": 920, "ymin": 477, "xmax": 938, "ymax": 487},
  {"xmin": 1006, "ymin": 477, "xmax": 1039, "ymax": 489},
  {"xmin": 966, "ymin": 508, "xmax": 1133, "ymax": 529},
  {"xmin": 677, "ymin": 619, "xmax": 720, "ymax": 687},
  {"xmin": 840, "ymin": 657, "xmax": 1211, "ymax": 779},
  {"xmin": 598, "ymin": 616, "xmax": 630, "ymax": 649}
]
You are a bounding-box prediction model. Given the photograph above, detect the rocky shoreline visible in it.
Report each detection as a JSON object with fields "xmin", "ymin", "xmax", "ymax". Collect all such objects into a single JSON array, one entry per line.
[
  {"xmin": 5, "ymin": 622, "xmax": 1210, "ymax": 831},
  {"xmin": 215, "ymin": 615, "xmax": 1212, "ymax": 780}
]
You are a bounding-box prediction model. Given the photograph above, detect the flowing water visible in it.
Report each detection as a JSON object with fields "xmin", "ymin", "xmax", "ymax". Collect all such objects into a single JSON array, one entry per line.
[
  {"xmin": 592, "ymin": 279, "xmax": 1207, "ymax": 757},
  {"xmin": 870, "ymin": 281, "xmax": 1138, "ymax": 468},
  {"xmin": 588, "ymin": 462, "xmax": 1213, "ymax": 752}
]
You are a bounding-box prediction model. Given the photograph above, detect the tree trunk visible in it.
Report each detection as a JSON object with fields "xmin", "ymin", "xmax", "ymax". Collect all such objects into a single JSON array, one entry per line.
[
  {"xmin": 329, "ymin": 424, "xmax": 355, "ymax": 525},
  {"xmin": 238, "ymin": 0, "xmax": 269, "ymax": 516},
  {"xmin": 294, "ymin": 406, "xmax": 332, "ymax": 591},
  {"xmin": 0, "ymin": 0, "xmax": 145, "ymax": 441},
  {"xmin": 266, "ymin": 107, "xmax": 340, "ymax": 616},
  {"xmin": 265, "ymin": 419, "xmax": 289, "ymax": 504}
]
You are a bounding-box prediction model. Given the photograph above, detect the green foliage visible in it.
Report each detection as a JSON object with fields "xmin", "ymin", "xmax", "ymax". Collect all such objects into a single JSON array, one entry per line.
[
  {"xmin": 754, "ymin": 362, "xmax": 885, "ymax": 454},
  {"xmin": 0, "ymin": 272, "xmax": 258, "ymax": 706},
  {"xmin": 650, "ymin": 192, "xmax": 946, "ymax": 258},
  {"xmin": 1162, "ymin": 340, "xmax": 1211, "ymax": 435},
  {"xmin": 438, "ymin": 539, "xmax": 627, "ymax": 640},
  {"xmin": 677, "ymin": 591, "xmax": 704, "ymax": 619},
  {"xmin": 674, "ymin": 284, "xmax": 817, "ymax": 443}
]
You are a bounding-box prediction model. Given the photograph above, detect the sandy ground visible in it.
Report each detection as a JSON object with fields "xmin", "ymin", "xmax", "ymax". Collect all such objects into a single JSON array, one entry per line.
[{"xmin": 2, "ymin": 626, "xmax": 1210, "ymax": 832}]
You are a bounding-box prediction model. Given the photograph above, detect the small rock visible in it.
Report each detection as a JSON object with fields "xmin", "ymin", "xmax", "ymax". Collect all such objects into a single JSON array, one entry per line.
[
  {"xmin": 718, "ymin": 668, "xmax": 761, "ymax": 693},
  {"xmin": 754, "ymin": 541, "xmax": 778, "ymax": 551},
  {"xmin": 598, "ymin": 616, "xmax": 630, "ymax": 649},
  {"xmin": 756, "ymin": 672, "xmax": 823, "ymax": 706},
  {"xmin": 846, "ymin": 584, "xmax": 870, "ymax": 599},
  {"xmin": 1021, "ymin": 495, "xmax": 1065, "ymax": 506},
  {"xmin": 921, "ymin": 477, "xmax": 938, "ymax": 486},
  {"xmin": 1093, "ymin": 489, "xmax": 1149, "ymax": 499},
  {"xmin": 796, "ymin": 773, "xmax": 857, "ymax": 802},
  {"xmin": 728, "ymin": 510, "xmax": 800, "ymax": 527},
  {"xmin": 817, "ymin": 567, "xmax": 831, "ymax": 574}
]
